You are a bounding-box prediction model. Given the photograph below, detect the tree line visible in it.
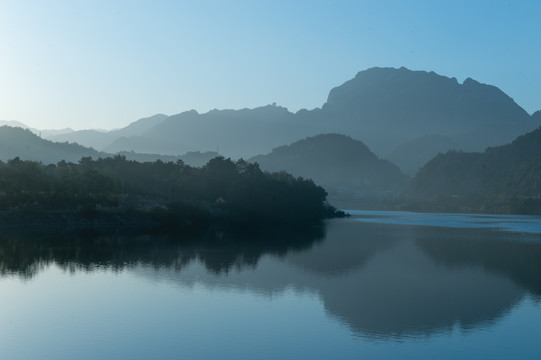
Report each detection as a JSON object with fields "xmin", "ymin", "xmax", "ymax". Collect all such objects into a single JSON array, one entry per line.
[{"xmin": 0, "ymin": 156, "xmax": 343, "ymax": 228}]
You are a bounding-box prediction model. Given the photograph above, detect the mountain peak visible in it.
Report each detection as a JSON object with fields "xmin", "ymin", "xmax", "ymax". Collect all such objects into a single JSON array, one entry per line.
[
  {"xmin": 321, "ymin": 67, "xmax": 532, "ymax": 154},
  {"xmin": 463, "ymin": 77, "xmax": 479, "ymax": 85}
]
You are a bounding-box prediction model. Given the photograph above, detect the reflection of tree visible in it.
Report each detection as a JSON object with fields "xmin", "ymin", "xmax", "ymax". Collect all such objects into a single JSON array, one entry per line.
[
  {"xmin": 1, "ymin": 221, "xmax": 540, "ymax": 340},
  {"xmin": 0, "ymin": 226, "xmax": 324, "ymax": 279},
  {"xmin": 133, "ymin": 222, "xmax": 534, "ymax": 339}
]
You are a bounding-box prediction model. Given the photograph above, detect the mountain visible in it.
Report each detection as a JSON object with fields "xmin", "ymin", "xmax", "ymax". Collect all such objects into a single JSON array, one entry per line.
[
  {"xmin": 48, "ymin": 114, "xmax": 168, "ymax": 150},
  {"xmin": 0, "ymin": 120, "xmax": 31, "ymax": 129},
  {"xmin": 318, "ymin": 67, "xmax": 536, "ymax": 155},
  {"xmin": 103, "ymin": 106, "xmax": 309, "ymax": 157},
  {"xmin": 385, "ymin": 135, "xmax": 458, "ymax": 176},
  {"xmin": 1, "ymin": 120, "xmax": 74, "ymax": 139},
  {"xmin": 0, "ymin": 126, "xmax": 221, "ymax": 167},
  {"xmin": 47, "ymin": 129, "xmax": 112, "ymax": 150},
  {"xmin": 118, "ymin": 150, "xmax": 220, "ymax": 167},
  {"xmin": 533, "ymin": 110, "xmax": 541, "ymax": 122},
  {"xmin": 91, "ymin": 67, "xmax": 540, "ymax": 161},
  {"xmin": 249, "ymin": 134, "xmax": 409, "ymax": 198},
  {"xmin": 0, "ymin": 126, "xmax": 102, "ymax": 163},
  {"xmin": 39, "ymin": 128, "xmax": 74, "ymax": 138},
  {"xmin": 112, "ymin": 114, "xmax": 168, "ymax": 137},
  {"xmin": 408, "ymin": 125, "xmax": 541, "ymax": 200}
]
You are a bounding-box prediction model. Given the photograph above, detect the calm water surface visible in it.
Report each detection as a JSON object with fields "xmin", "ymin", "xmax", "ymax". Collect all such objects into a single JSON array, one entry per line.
[{"xmin": 1, "ymin": 211, "xmax": 541, "ymax": 359}]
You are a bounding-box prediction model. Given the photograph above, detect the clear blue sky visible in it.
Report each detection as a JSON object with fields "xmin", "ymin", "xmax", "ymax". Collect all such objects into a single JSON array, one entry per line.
[{"xmin": 1, "ymin": 0, "xmax": 540, "ymax": 130}]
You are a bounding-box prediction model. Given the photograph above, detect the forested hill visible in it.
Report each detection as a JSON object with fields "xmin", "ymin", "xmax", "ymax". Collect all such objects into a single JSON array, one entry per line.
[
  {"xmin": 0, "ymin": 126, "xmax": 102, "ymax": 163},
  {"xmin": 0, "ymin": 156, "xmax": 342, "ymax": 229},
  {"xmin": 407, "ymin": 125, "xmax": 541, "ymax": 213},
  {"xmin": 250, "ymin": 134, "xmax": 409, "ymax": 197}
]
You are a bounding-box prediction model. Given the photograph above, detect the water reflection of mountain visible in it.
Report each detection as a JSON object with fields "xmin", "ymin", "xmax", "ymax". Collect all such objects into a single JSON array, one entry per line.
[
  {"xmin": 413, "ymin": 226, "xmax": 541, "ymax": 296},
  {"xmin": 312, "ymin": 225, "xmax": 523, "ymax": 337},
  {"xmin": 1, "ymin": 219, "xmax": 540, "ymax": 339}
]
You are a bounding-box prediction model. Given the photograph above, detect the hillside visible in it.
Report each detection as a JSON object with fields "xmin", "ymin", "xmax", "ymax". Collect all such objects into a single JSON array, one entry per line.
[
  {"xmin": 249, "ymin": 134, "xmax": 409, "ymax": 198},
  {"xmin": 87, "ymin": 67, "xmax": 539, "ymax": 161},
  {"xmin": 0, "ymin": 120, "xmax": 32, "ymax": 129},
  {"xmin": 533, "ymin": 110, "xmax": 541, "ymax": 122},
  {"xmin": 385, "ymin": 135, "xmax": 458, "ymax": 176},
  {"xmin": 0, "ymin": 126, "xmax": 220, "ymax": 167},
  {"xmin": 406, "ymin": 126, "xmax": 541, "ymax": 213},
  {"xmin": 22, "ymin": 68, "xmax": 540, "ymax": 169},
  {"xmin": 104, "ymin": 106, "xmax": 306, "ymax": 158},
  {"xmin": 0, "ymin": 156, "xmax": 342, "ymax": 229},
  {"xmin": 0, "ymin": 126, "xmax": 102, "ymax": 163},
  {"xmin": 48, "ymin": 114, "xmax": 168, "ymax": 150}
]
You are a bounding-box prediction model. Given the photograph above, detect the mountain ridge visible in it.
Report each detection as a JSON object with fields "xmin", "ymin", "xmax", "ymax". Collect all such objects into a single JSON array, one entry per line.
[
  {"xmin": 408, "ymin": 125, "xmax": 541, "ymax": 198},
  {"xmin": 96, "ymin": 67, "xmax": 539, "ymax": 162},
  {"xmin": 5, "ymin": 67, "xmax": 541, "ymax": 177},
  {"xmin": 0, "ymin": 126, "xmax": 219, "ymax": 167},
  {"xmin": 48, "ymin": 114, "xmax": 168, "ymax": 150}
]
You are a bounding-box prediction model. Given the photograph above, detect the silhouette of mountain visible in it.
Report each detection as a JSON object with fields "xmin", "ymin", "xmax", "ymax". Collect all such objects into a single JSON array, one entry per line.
[
  {"xmin": 0, "ymin": 126, "xmax": 102, "ymax": 163},
  {"xmin": 386, "ymin": 135, "xmax": 458, "ymax": 176},
  {"xmin": 84, "ymin": 67, "xmax": 539, "ymax": 160},
  {"xmin": 318, "ymin": 67, "xmax": 537, "ymax": 154},
  {"xmin": 103, "ymin": 106, "xmax": 306, "ymax": 157},
  {"xmin": 47, "ymin": 129, "xmax": 113, "ymax": 150},
  {"xmin": 0, "ymin": 120, "xmax": 32, "ymax": 129},
  {"xmin": 104, "ymin": 130, "xmax": 191, "ymax": 155},
  {"xmin": 48, "ymin": 114, "xmax": 168, "ymax": 150},
  {"xmin": 0, "ymin": 120, "xmax": 74, "ymax": 139},
  {"xmin": 0, "ymin": 126, "xmax": 221, "ymax": 167},
  {"xmin": 40, "ymin": 128, "xmax": 74, "ymax": 138},
  {"xmin": 533, "ymin": 110, "xmax": 541, "ymax": 122},
  {"xmin": 249, "ymin": 134, "xmax": 409, "ymax": 197},
  {"xmin": 113, "ymin": 114, "xmax": 168, "ymax": 137},
  {"xmin": 118, "ymin": 150, "xmax": 220, "ymax": 167},
  {"xmin": 408, "ymin": 125, "xmax": 541, "ymax": 203}
]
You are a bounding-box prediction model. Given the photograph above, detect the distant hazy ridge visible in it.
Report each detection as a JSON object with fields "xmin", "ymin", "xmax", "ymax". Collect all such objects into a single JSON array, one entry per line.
[{"xmin": 46, "ymin": 67, "xmax": 540, "ymax": 172}]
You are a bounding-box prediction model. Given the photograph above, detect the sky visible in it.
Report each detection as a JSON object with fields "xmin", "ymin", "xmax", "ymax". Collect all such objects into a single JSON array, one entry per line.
[{"xmin": 1, "ymin": 0, "xmax": 540, "ymax": 130}]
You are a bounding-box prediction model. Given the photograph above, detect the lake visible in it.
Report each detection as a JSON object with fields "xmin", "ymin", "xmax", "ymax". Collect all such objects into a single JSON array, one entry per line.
[{"xmin": 1, "ymin": 211, "xmax": 541, "ymax": 359}]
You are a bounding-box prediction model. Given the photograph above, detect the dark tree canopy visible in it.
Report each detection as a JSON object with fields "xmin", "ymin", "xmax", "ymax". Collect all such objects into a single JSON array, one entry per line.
[{"xmin": 0, "ymin": 156, "xmax": 342, "ymax": 229}]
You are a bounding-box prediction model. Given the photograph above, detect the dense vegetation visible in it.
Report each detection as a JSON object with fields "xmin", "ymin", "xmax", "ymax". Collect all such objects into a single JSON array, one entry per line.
[
  {"xmin": 400, "ymin": 126, "xmax": 541, "ymax": 214},
  {"xmin": 0, "ymin": 156, "xmax": 343, "ymax": 229}
]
